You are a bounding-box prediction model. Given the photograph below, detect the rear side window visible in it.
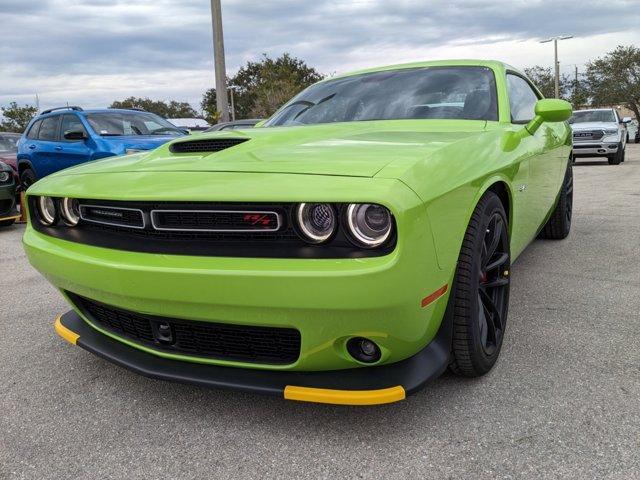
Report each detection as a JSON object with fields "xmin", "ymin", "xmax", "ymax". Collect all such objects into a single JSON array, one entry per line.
[
  {"xmin": 507, "ymin": 74, "xmax": 540, "ymax": 123},
  {"xmin": 26, "ymin": 120, "xmax": 42, "ymax": 140},
  {"xmin": 61, "ymin": 114, "xmax": 87, "ymax": 140},
  {"xmin": 37, "ymin": 116, "xmax": 60, "ymax": 141}
]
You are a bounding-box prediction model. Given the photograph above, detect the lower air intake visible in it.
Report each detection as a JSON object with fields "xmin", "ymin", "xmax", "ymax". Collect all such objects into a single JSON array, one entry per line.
[{"xmin": 68, "ymin": 292, "xmax": 301, "ymax": 365}]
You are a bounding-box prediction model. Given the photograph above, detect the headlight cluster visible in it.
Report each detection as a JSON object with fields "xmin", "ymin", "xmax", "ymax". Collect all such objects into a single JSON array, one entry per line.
[
  {"xmin": 0, "ymin": 171, "xmax": 11, "ymax": 183},
  {"xmin": 603, "ymin": 129, "xmax": 618, "ymax": 135},
  {"xmin": 35, "ymin": 196, "xmax": 80, "ymax": 227},
  {"xmin": 295, "ymin": 203, "xmax": 394, "ymax": 248}
]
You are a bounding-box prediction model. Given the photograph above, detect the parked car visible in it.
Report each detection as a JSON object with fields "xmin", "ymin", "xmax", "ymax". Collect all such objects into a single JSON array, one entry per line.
[
  {"xmin": 167, "ymin": 118, "xmax": 210, "ymax": 132},
  {"xmin": 0, "ymin": 132, "xmax": 20, "ymax": 183},
  {"xmin": 25, "ymin": 60, "xmax": 573, "ymax": 405},
  {"xmin": 205, "ymin": 119, "xmax": 262, "ymax": 132},
  {"xmin": 0, "ymin": 161, "xmax": 19, "ymax": 227},
  {"xmin": 17, "ymin": 107, "xmax": 186, "ymax": 188},
  {"xmin": 570, "ymin": 108, "xmax": 631, "ymax": 165}
]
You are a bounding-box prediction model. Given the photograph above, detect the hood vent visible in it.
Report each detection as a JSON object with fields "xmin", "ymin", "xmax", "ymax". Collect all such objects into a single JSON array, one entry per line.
[{"xmin": 170, "ymin": 138, "xmax": 249, "ymax": 154}]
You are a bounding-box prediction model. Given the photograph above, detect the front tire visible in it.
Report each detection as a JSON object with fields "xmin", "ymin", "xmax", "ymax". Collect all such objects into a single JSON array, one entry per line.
[
  {"xmin": 607, "ymin": 143, "xmax": 623, "ymax": 165},
  {"xmin": 449, "ymin": 192, "xmax": 510, "ymax": 377}
]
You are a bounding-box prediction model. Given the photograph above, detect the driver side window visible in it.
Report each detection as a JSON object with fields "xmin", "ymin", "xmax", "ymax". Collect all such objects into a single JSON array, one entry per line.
[{"xmin": 507, "ymin": 74, "xmax": 540, "ymax": 123}]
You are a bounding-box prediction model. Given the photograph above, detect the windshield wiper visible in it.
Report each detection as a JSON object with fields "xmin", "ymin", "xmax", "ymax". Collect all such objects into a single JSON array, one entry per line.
[{"xmin": 291, "ymin": 93, "xmax": 337, "ymax": 121}]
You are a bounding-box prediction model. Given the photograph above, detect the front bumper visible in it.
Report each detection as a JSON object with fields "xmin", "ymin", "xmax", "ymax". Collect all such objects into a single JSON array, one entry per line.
[
  {"xmin": 572, "ymin": 141, "xmax": 619, "ymax": 156},
  {"xmin": 55, "ymin": 309, "xmax": 451, "ymax": 405},
  {"xmin": 0, "ymin": 183, "xmax": 19, "ymax": 220}
]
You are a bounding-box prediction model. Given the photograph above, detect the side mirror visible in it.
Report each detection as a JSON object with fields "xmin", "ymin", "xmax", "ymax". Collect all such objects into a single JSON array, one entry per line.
[
  {"xmin": 621, "ymin": 117, "xmax": 632, "ymax": 124},
  {"xmin": 64, "ymin": 130, "xmax": 87, "ymax": 141},
  {"xmin": 525, "ymin": 99, "xmax": 572, "ymax": 135}
]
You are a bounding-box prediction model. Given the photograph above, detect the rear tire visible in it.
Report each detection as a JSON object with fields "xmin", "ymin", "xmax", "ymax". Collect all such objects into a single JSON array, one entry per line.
[
  {"xmin": 20, "ymin": 168, "xmax": 37, "ymax": 189},
  {"xmin": 449, "ymin": 192, "xmax": 510, "ymax": 377},
  {"xmin": 539, "ymin": 163, "xmax": 573, "ymax": 240}
]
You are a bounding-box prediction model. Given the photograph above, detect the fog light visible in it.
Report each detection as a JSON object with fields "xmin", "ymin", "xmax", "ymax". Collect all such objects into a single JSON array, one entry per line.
[{"xmin": 347, "ymin": 337, "xmax": 381, "ymax": 363}]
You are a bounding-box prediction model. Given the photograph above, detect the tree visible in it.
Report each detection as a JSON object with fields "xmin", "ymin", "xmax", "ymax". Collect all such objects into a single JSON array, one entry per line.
[
  {"xmin": 585, "ymin": 45, "xmax": 640, "ymax": 120},
  {"xmin": 200, "ymin": 88, "xmax": 221, "ymax": 125},
  {"xmin": 110, "ymin": 97, "xmax": 198, "ymax": 118},
  {"xmin": 0, "ymin": 102, "xmax": 38, "ymax": 132},
  {"xmin": 202, "ymin": 53, "xmax": 324, "ymax": 122},
  {"xmin": 523, "ymin": 66, "xmax": 571, "ymax": 99}
]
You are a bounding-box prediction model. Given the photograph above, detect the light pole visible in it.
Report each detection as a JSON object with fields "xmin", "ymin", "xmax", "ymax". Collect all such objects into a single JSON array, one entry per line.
[
  {"xmin": 540, "ymin": 35, "xmax": 573, "ymax": 98},
  {"xmin": 210, "ymin": 0, "xmax": 230, "ymax": 122}
]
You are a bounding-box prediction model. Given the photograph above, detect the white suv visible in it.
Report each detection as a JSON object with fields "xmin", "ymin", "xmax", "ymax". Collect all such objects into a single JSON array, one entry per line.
[{"xmin": 570, "ymin": 108, "xmax": 631, "ymax": 165}]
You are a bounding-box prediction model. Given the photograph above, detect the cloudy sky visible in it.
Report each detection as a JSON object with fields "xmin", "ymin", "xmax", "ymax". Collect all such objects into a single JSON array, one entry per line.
[{"xmin": 1, "ymin": 0, "xmax": 639, "ymax": 114}]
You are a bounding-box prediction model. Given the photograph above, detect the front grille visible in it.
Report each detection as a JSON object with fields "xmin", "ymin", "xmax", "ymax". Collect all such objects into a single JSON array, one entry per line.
[
  {"xmin": 151, "ymin": 209, "xmax": 281, "ymax": 232},
  {"xmin": 169, "ymin": 138, "xmax": 249, "ymax": 153},
  {"xmin": 29, "ymin": 198, "xmax": 397, "ymax": 258},
  {"xmin": 573, "ymin": 130, "xmax": 604, "ymax": 141},
  {"xmin": 69, "ymin": 292, "xmax": 301, "ymax": 365}
]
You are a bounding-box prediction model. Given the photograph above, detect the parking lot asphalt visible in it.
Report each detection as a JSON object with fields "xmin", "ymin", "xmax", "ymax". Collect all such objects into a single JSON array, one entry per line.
[{"xmin": 1, "ymin": 146, "xmax": 639, "ymax": 480}]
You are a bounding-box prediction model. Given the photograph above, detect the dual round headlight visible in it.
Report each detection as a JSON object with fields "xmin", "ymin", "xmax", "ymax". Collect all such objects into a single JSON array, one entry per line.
[
  {"xmin": 346, "ymin": 203, "xmax": 392, "ymax": 247},
  {"xmin": 0, "ymin": 171, "xmax": 10, "ymax": 183},
  {"xmin": 36, "ymin": 197, "xmax": 80, "ymax": 226},
  {"xmin": 296, "ymin": 202, "xmax": 393, "ymax": 248}
]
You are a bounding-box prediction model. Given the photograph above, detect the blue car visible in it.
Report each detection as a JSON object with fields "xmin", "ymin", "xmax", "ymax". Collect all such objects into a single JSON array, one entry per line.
[{"xmin": 17, "ymin": 106, "xmax": 186, "ymax": 187}]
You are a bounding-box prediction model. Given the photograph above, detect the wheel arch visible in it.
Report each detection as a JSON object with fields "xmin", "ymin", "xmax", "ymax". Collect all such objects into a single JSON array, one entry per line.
[
  {"xmin": 18, "ymin": 159, "xmax": 35, "ymax": 177},
  {"xmin": 472, "ymin": 177, "xmax": 514, "ymax": 237}
]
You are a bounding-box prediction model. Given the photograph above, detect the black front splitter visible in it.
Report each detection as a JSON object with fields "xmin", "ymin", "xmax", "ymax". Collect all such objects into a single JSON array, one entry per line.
[{"xmin": 56, "ymin": 310, "xmax": 451, "ymax": 405}]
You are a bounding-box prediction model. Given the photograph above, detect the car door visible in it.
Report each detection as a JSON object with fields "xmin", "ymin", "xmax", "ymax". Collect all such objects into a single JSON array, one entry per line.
[
  {"xmin": 506, "ymin": 73, "xmax": 565, "ymax": 237},
  {"xmin": 28, "ymin": 115, "xmax": 63, "ymax": 178},
  {"xmin": 57, "ymin": 114, "xmax": 93, "ymax": 169}
]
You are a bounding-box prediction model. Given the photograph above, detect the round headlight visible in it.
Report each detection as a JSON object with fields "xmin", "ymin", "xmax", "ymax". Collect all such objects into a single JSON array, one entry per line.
[
  {"xmin": 296, "ymin": 203, "xmax": 336, "ymax": 244},
  {"xmin": 0, "ymin": 172, "xmax": 9, "ymax": 182},
  {"xmin": 60, "ymin": 198, "xmax": 80, "ymax": 226},
  {"xmin": 37, "ymin": 196, "xmax": 57, "ymax": 226},
  {"xmin": 346, "ymin": 203, "xmax": 392, "ymax": 248}
]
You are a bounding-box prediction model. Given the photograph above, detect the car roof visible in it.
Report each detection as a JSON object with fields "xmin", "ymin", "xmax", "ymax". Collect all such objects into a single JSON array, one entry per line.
[
  {"xmin": 326, "ymin": 59, "xmax": 520, "ymax": 82},
  {"xmin": 34, "ymin": 108, "xmax": 156, "ymax": 118}
]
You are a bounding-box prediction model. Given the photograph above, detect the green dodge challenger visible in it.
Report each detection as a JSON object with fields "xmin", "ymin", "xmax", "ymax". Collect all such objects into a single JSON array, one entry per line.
[{"xmin": 24, "ymin": 60, "xmax": 573, "ymax": 405}]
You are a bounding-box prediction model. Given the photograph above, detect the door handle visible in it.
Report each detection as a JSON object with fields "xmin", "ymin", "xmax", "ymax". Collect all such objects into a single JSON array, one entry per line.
[
  {"xmin": 54, "ymin": 146, "xmax": 63, "ymax": 151},
  {"xmin": 28, "ymin": 144, "xmax": 36, "ymax": 149}
]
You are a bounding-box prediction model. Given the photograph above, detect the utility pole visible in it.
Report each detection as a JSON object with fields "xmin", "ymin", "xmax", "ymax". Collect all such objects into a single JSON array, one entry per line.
[
  {"xmin": 574, "ymin": 65, "xmax": 579, "ymax": 105},
  {"xmin": 210, "ymin": 0, "xmax": 229, "ymax": 122},
  {"xmin": 540, "ymin": 35, "xmax": 573, "ymax": 98}
]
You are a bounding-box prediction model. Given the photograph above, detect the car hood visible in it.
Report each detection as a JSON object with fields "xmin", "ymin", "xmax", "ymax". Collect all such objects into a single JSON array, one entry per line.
[
  {"xmin": 101, "ymin": 135, "xmax": 183, "ymax": 151},
  {"xmin": 54, "ymin": 121, "xmax": 489, "ymax": 179},
  {"xmin": 571, "ymin": 122, "xmax": 618, "ymax": 131}
]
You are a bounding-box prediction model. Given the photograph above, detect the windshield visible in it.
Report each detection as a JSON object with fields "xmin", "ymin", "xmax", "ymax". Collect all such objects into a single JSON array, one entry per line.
[
  {"xmin": 85, "ymin": 112, "xmax": 183, "ymax": 136},
  {"xmin": 570, "ymin": 110, "xmax": 616, "ymax": 124},
  {"xmin": 265, "ymin": 66, "xmax": 497, "ymax": 127},
  {"xmin": 0, "ymin": 134, "xmax": 20, "ymax": 152}
]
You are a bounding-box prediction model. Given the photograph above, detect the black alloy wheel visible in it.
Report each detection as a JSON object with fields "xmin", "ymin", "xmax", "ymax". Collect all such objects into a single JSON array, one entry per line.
[
  {"xmin": 449, "ymin": 191, "xmax": 510, "ymax": 377},
  {"xmin": 477, "ymin": 212, "xmax": 510, "ymax": 356}
]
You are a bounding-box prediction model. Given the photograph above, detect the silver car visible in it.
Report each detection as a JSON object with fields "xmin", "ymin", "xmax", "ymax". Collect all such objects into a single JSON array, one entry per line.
[{"xmin": 570, "ymin": 108, "xmax": 631, "ymax": 165}]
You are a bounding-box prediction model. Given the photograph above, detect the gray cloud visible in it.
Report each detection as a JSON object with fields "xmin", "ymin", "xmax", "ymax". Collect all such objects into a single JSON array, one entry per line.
[{"xmin": 1, "ymin": 0, "xmax": 639, "ymax": 109}]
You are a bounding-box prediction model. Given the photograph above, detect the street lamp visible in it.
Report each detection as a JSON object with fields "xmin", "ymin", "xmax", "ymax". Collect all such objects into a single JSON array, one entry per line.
[
  {"xmin": 210, "ymin": 0, "xmax": 230, "ymax": 122},
  {"xmin": 540, "ymin": 35, "xmax": 573, "ymax": 98}
]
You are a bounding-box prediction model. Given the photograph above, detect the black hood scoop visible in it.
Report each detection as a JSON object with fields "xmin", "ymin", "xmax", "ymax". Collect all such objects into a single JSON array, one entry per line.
[{"xmin": 169, "ymin": 137, "xmax": 249, "ymax": 154}]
